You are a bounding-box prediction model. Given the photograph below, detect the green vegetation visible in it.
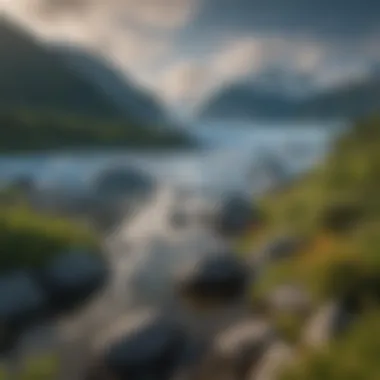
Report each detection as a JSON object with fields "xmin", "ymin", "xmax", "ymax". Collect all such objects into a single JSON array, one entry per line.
[
  {"xmin": 282, "ymin": 311, "xmax": 380, "ymax": 380},
  {"xmin": 0, "ymin": 108, "xmax": 195, "ymax": 152},
  {"xmin": 242, "ymin": 115, "xmax": 380, "ymax": 379},
  {"xmin": 0, "ymin": 353, "xmax": 60, "ymax": 380},
  {"xmin": 0, "ymin": 205, "xmax": 99, "ymax": 273}
]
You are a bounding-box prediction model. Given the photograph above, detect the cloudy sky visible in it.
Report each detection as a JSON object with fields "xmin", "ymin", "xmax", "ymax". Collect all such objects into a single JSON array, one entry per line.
[{"xmin": 2, "ymin": 0, "xmax": 380, "ymax": 115}]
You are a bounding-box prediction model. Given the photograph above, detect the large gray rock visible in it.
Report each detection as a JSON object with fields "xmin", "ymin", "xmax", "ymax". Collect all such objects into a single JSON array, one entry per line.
[
  {"xmin": 198, "ymin": 320, "xmax": 276, "ymax": 380},
  {"xmin": 248, "ymin": 341, "xmax": 294, "ymax": 380},
  {"xmin": 301, "ymin": 300, "xmax": 350, "ymax": 349},
  {"xmin": 37, "ymin": 249, "xmax": 108, "ymax": 314},
  {"xmin": 177, "ymin": 253, "xmax": 249, "ymax": 304},
  {"xmin": 0, "ymin": 271, "xmax": 47, "ymax": 352},
  {"xmin": 86, "ymin": 310, "xmax": 188, "ymax": 380},
  {"xmin": 266, "ymin": 285, "xmax": 312, "ymax": 316}
]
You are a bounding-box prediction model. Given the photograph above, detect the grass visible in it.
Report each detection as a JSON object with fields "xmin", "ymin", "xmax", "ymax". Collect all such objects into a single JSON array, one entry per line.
[
  {"xmin": 0, "ymin": 204, "xmax": 99, "ymax": 273},
  {"xmin": 239, "ymin": 115, "xmax": 380, "ymax": 379},
  {"xmin": 281, "ymin": 310, "xmax": 380, "ymax": 380}
]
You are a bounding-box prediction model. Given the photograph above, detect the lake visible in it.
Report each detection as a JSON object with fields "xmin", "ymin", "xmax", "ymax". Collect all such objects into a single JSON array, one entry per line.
[{"xmin": 0, "ymin": 120, "xmax": 345, "ymax": 196}]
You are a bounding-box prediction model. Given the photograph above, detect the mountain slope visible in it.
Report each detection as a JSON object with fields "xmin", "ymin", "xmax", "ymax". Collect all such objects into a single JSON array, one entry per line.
[
  {"xmin": 54, "ymin": 44, "xmax": 170, "ymax": 126},
  {"xmin": 199, "ymin": 74, "xmax": 380, "ymax": 120},
  {"xmin": 299, "ymin": 76, "xmax": 380, "ymax": 119},
  {"xmin": 0, "ymin": 17, "xmax": 195, "ymax": 151},
  {"xmin": 200, "ymin": 83, "xmax": 299, "ymax": 120},
  {"xmin": 0, "ymin": 18, "xmax": 126, "ymax": 120}
]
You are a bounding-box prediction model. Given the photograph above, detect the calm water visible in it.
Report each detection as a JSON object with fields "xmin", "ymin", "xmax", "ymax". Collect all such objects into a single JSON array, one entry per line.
[{"xmin": 0, "ymin": 120, "xmax": 344, "ymax": 195}]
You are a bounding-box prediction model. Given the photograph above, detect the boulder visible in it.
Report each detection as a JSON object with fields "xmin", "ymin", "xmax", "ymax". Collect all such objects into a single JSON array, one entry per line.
[
  {"xmin": 199, "ymin": 320, "xmax": 276, "ymax": 380},
  {"xmin": 92, "ymin": 165, "xmax": 156, "ymax": 202},
  {"xmin": 7, "ymin": 175, "xmax": 36, "ymax": 195},
  {"xmin": 265, "ymin": 285, "xmax": 312, "ymax": 316},
  {"xmin": 301, "ymin": 300, "xmax": 351, "ymax": 349},
  {"xmin": 177, "ymin": 253, "xmax": 249, "ymax": 304},
  {"xmin": 86, "ymin": 310, "xmax": 188, "ymax": 380},
  {"xmin": 248, "ymin": 341, "xmax": 294, "ymax": 380},
  {"xmin": 0, "ymin": 271, "xmax": 47, "ymax": 353},
  {"xmin": 90, "ymin": 165, "xmax": 156, "ymax": 232},
  {"xmin": 36, "ymin": 249, "xmax": 108, "ymax": 315},
  {"xmin": 170, "ymin": 209, "xmax": 189, "ymax": 229},
  {"xmin": 216, "ymin": 194, "xmax": 262, "ymax": 237}
]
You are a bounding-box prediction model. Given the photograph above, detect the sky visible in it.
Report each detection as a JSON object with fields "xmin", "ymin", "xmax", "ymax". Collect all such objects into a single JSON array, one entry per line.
[{"xmin": 2, "ymin": 0, "xmax": 380, "ymax": 115}]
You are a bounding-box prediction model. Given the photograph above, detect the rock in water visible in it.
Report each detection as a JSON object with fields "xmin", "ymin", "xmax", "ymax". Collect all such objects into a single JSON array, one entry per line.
[
  {"xmin": 177, "ymin": 252, "xmax": 249, "ymax": 304},
  {"xmin": 0, "ymin": 271, "xmax": 47, "ymax": 353},
  {"xmin": 90, "ymin": 164, "xmax": 157, "ymax": 232},
  {"xmin": 93, "ymin": 164, "xmax": 156, "ymax": 201},
  {"xmin": 170, "ymin": 209, "xmax": 189, "ymax": 229},
  {"xmin": 216, "ymin": 194, "xmax": 261, "ymax": 237},
  {"xmin": 87, "ymin": 310, "xmax": 188, "ymax": 380},
  {"xmin": 198, "ymin": 319, "xmax": 276, "ymax": 380},
  {"xmin": 37, "ymin": 249, "xmax": 108, "ymax": 314}
]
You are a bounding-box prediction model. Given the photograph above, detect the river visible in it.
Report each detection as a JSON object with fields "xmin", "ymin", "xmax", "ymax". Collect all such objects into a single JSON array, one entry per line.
[{"xmin": 0, "ymin": 120, "xmax": 345, "ymax": 379}]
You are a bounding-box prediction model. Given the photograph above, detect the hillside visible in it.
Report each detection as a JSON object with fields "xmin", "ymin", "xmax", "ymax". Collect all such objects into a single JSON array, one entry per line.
[
  {"xmin": 54, "ymin": 44, "xmax": 170, "ymax": 126},
  {"xmin": 199, "ymin": 83, "xmax": 298, "ymax": 120},
  {"xmin": 0, "ymin": 17, "xmax": 194, "ymax": 151},
  {"xmin": 0, "ymin": 108, "xmax": 195, "ymax": 152},
  {"xmin": 238, "ymin": 114, "xmax": 380, "ymax": 379},
  {"xmin": 0, "ymin": 17, "xmax": 123, "ymax": 120},
  {"xmin": 199, "ymin": 75, "xmax": 380, "ymax": 121}
]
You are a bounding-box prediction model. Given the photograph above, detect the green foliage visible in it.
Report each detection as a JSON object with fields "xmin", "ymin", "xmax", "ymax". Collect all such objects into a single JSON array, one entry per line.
[
  {"xmin": 248, "ymin": 115, "xmax": 380, "ymax": 379},
  {"xmin": 281, "ymin": 311, "xmax": 380, "ymax": 380},
  {"xmin": 19, "ymin": 353, "xmax": 60, "ymax": 380},
  {"xmin": 0, "ymin": 205, "xmax": 99, "ymax": 273},
  {"xmin": 273, "ymin": 312, "xmax": 306, "ymax": 345},
  {"xmin": 0, "ymin": 108, "xmax": 194, "ymax": 152}
]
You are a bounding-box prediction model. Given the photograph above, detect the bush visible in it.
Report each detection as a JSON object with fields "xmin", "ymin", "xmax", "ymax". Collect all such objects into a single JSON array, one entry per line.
[{"xmin": 0, "ymin": 205, "xmax": 99, "ymax": 273}]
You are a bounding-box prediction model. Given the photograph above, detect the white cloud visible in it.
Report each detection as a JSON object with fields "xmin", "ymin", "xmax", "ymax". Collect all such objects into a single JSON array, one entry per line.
[
  {"xmin": 155, "ymin": 38, "xmax": 265, "ymax": 111},
  {"xmin": 152, "ymin": 37, "xmax": 328, "ymax": 112},
  {"xmin": 2, "ymin": 0, "xmax": 200, "ymax": 94},
  {"xmin": 212, "ymin": 38, "xmax": 264, "ymax": 78}
]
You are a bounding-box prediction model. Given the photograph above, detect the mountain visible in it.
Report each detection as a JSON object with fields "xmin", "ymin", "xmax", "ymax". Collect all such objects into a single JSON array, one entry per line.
[
  {"xmin": 199, "ymin": 73, "xmax": 380, "ymax": 121},
  {"xmin": 0, "ymin": 17, "xmax": 195, "ymax": 151},
  {"xmin": 199, "ymin": 83, "xmax": 299, "ymax": 120},
  {"xmin": 299, "ymin": 75, "xmax": 380, "ymax": 119},
  {"xmin": 54, "ymin": 44, "xmax": 170, "ymax": 126},
  {"xmin": 0, "ymin": 17, "xmax": 170, "ymax": 126},
  {"xmin": 0, "ymin": 17, "xmax": 122, "ymax": 120}
]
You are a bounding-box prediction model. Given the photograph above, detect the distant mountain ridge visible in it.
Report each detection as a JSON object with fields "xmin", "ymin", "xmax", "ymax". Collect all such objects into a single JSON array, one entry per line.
[
  {"xmin": 199, "ymin": 73, "xmax": 380, "ymax": 121},
  {"xmin": 0, "ymin": 17, "xmax": 169, "ymax": 126}
]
